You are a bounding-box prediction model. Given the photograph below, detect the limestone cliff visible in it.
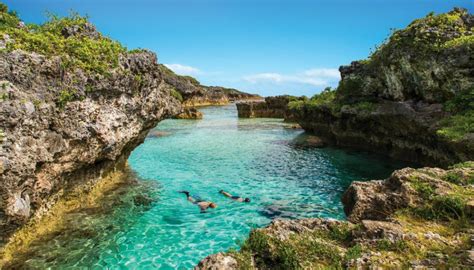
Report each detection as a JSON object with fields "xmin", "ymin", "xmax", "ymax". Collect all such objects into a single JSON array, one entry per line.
[
  {"xmin": 290, "ymin": 8, "xmax": 474, "ymax": 167},
  {"xmin": 0, "ymin": 7, "xmax": 181, "ymax": 242},
  {"xmin": 158, "ymin": 64, "xmax": 260, "ymax": 107}
]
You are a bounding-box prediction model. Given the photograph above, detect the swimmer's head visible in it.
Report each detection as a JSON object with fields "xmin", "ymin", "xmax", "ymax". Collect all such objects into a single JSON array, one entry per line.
[
  {"xmin": 209, "ymin": 203, "xmax": 217, "ymax": 208},
  {"xmin": 244, "ymin": 198, "xmax": 251, "ymax": 203}
]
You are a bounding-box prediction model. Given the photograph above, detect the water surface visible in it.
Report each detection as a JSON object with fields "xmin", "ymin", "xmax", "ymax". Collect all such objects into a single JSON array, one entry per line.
[{"xmin": 7, "ymin": 105, "xmax": 408, "ymax": 269}]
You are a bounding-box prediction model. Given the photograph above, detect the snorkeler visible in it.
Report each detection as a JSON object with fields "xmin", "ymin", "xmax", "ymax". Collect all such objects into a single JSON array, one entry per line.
[
  {"xmin": 178, "ymin": 191, "xmax": 217, "ymax": 213},
  {"xmin": 219, "ymin": 190, "xmax": 251, "ymax": 203}
]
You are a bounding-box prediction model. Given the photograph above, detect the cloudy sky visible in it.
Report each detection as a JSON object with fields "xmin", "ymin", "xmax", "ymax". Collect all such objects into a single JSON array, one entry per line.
[{"xmin": 6, "ymin": 0, "xmax": 473, "ymax": 96}]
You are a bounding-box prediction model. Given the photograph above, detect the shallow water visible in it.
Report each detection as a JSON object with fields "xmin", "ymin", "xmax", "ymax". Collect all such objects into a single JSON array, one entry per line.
[{"xmin": 6, "ymin": 105, "xmax": 409, "ymax": 269}]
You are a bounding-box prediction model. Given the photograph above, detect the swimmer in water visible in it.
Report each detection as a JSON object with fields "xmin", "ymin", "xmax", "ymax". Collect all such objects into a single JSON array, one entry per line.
[
  {"xmin": 178, "ymin": 191, "xmax": 217, "ymax": 213},
  {"xmin": 219, "ymin": 190, "xmax": 251, "ymax": 203}
]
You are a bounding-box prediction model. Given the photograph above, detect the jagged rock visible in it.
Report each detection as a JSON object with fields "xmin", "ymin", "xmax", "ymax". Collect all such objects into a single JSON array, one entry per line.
[
  {"xmin": 61, "ymin": 22, "xmax": 100, "ymax": 39},
  {"xmin": 159, "ymin": 64, "xmax": 259, "ymax": 106},
  {"xmin": 0, "ymin": 48, "xmax": 181, "ymax": 241},
  {"xmin": 194, "ymin": 253, "xmax": 238, "ymax": 270},
  {"xmin": 173, "ymin": 107, "xmax": 203, "ymax": 119}
]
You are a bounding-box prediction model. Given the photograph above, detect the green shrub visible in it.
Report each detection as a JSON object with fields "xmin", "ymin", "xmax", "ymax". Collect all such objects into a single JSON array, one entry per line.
[
  {"xmin": 413, "ymin": 194, "xmax": 467, "ymax": 221},
  {"xmin": 352, "ymin": 101, "xmax": 376, "ymax": 112},
  {"xmin": 437, "ymin": 111, "xmax": 474, "ymax": 141},
  {"xmin": 170, "ymin": 88, "xmax": 183, "ymax": 102},
  {"xmin": 345, "ymin": 244, "xmax": 363, "ymax": 260},
  {"xmin": 444, "ymin": 172, "xmax": 463, "ymax": 185},
  {"xmin": 56, "ymin": 89, "xmax": 76, "ymax": 109},
  {"xmin": 376, "ymin": 239, "xmax": 408, "ymax": 252},
  {"xmin": 444, "ymin": 87, "xmax": 474, "ymax": 114},
  {"xmin": 0, "ymin": 4, "xmax": 20, "ymax": 30},
  {"xmin": 0, "ymin": 10, "xmax": 126, "ymax": 75}
]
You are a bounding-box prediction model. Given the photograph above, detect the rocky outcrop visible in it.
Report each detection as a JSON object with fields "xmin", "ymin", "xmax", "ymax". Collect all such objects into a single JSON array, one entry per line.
[
  {"xmin": 159, "ymin": 64, "xmax": 260, "ymax": 107},
  {"xmin": 236, "ymin": 95, "xmax": 302, "ymax": 121},
  {"xmin": 0, "ymin": 9, "xmax": 181, "ymax": 243},
  {"xmin": 291, "ymin": 8, "xmax": 474, "ymax": 167},
  {"xmin": 173, "ymin": 107, "xmax": 203, "ymax": 119},
  {"xmin": 196, "ymin": 162, "xmax": 474, "ymax": 269}
]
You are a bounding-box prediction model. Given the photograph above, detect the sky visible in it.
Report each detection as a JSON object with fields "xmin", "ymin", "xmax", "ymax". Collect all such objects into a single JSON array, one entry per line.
[{"xmin": 4, "ymin": 0, "xmax": 473, "ymax": 97}]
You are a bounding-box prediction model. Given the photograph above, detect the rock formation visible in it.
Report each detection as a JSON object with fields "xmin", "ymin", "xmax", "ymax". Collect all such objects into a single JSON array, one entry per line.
[
  {"xmin": 236, "ymin": 95, "xmax": 303, "ymax": 121},
  {"xmin": 289, "ymin": 8, "xmax": 474, "ymax": 167},
  {"xmin": 159, "ymin": 64, "xmax": 260, "ymax": 107},
  {"xmin": 173, "ymin": 107, "xmax": 203, "ymax": 119},
  {"xmin": 0, "ymin": 7, "xmax": 184, "ymax": 243},
  {"xmin": 196, "ymin": 162, "xmax": 474, "ymax": 269}
]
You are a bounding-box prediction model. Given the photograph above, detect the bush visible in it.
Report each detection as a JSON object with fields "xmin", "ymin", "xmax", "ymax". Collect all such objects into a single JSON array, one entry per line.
[
  {"xmin": 413, "ymin": 194, "xmax": 467, "ymax": 221},
  {"xmin": 0, "ymin": 10, "xmax": 126, "ymax": 75},
  {"xmin": 437, "ymin": 111, "xmax": 474, "ymax": 141}
]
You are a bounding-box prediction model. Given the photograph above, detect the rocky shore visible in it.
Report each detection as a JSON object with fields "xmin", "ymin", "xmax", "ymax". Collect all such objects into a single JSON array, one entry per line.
[
  {"xmin": 289, "ymin": 8, "xmax": 473, "ymax": 167},
  {"xmin": 196, "ymin": 162, "xmax": 474, "ymax": 269}
]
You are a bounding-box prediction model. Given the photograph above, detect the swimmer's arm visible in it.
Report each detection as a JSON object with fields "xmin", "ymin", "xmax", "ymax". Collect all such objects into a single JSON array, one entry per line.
[{"xmin": 220, "ymin": 191, "xmax": 232, "ymax": 198}]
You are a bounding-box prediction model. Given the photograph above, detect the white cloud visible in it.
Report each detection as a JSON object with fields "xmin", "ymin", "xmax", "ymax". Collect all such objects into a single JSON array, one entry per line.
[
  {"xmin": 164, "ymin": 64, "xmax": 201, "ymax": 76},
  {"xmin": 243, "ymin": 68, "xmax": 340, "ymax": 87}
]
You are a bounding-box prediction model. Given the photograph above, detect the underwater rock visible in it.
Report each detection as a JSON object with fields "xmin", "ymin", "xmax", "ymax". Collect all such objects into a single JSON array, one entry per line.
[{"xmin": 147, "ymin": 130, "xmax": 171, "ymax": 138}]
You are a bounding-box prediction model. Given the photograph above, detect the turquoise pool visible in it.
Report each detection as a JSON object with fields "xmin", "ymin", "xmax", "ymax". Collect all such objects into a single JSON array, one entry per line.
[{"xmin": 10, "ymin": 105, "xmax": 407, "ymax": 269}]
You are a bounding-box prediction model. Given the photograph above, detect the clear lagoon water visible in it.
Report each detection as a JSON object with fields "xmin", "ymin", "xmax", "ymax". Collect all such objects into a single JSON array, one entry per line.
[{"xmin": 6, "ymin": 105, "xmax": 409, "ymax": 269}]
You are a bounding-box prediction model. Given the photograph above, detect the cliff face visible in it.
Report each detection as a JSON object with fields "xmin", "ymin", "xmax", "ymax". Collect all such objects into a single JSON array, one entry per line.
[
  {"xmin": 0, "ymin": 9, "xmax": 181, "ymax": 242},
  {"xmin": 159, "ymin": 64, "xmax": 260, "ymax": 107},
  {"xmin": 290, "ymin": 8, "xmax": 474, "ymax": 167},
  {"xmin": 196, "ymin": 162, "xmax": 474, "ymax": 269}
]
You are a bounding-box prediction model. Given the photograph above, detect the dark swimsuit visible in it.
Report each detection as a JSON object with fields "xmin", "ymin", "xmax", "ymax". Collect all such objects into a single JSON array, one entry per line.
[{"xmin": 231, "ymin": 195, "xmax": 241, "ymax": 200}]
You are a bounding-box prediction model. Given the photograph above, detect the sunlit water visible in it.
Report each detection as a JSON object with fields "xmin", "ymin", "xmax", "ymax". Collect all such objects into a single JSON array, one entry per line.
[{"xmin": 6, "ymin": 105, "xmax": 409, "ymax": 269}]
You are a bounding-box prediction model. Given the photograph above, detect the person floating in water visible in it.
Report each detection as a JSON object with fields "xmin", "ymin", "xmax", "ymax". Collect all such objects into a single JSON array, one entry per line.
[
  {"xmin": 219, "ymin": 190, "xmax": 251, "ymax": 203},
  {"xmin": 179, "ymin": 191, "xmax": 217, "ymax": 213}
]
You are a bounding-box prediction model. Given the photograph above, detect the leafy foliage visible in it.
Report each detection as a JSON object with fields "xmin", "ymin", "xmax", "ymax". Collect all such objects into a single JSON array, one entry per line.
[
  {"xmin": 437, "ymin": 111, "xmax": 474, "ymax": 141},
  {"xmin": 0, "ymin": 7, "xmax": 126, "ymax": 75}
]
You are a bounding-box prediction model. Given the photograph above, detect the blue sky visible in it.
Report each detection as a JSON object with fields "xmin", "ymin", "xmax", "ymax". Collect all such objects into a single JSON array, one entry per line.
[{"xmin": 4, "ymin": 0, "xmax": 473, "ymax": 97}]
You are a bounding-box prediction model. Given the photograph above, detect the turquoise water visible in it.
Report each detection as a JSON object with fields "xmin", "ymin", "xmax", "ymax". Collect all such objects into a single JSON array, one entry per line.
[{"xmin": 6, "ymin": 105, "xmax": 407, "ymax": 269}]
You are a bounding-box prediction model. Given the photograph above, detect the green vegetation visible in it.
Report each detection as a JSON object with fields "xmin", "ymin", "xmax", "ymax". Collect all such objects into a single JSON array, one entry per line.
[
  {"xmin": 288, "ymin": 87, "xmax": 340, "ymax": 113},
  {"xmin": 0, "ymin": 5, "xmax": 126, "ymax": 75},
  {"xmin": 170, "ymin": 88, "xmax": 183, "ymax": 102},
  {"xmin": 0, "ymin": 3, "xmax": 19, "ymax": 30},
  {"xmin": 436, "ymin": 111, "xmax": 474, "ymax": 141},
  {"xmin": 56, "ymin": 88, "xmax": 77, "ymax": 109}
]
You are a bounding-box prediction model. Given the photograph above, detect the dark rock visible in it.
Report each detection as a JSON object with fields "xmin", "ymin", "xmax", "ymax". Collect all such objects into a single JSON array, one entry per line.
[{"xmin": 236, "ymin": 95, "xmax": 302, "ymax": 121}]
